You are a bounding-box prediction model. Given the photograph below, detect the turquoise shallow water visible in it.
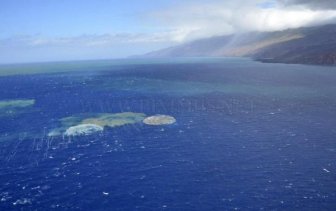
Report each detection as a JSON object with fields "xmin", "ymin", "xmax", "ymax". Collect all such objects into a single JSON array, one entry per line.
[{"xmin": 0, "ymin": 58, "xmax": 336, "ymax": 210}]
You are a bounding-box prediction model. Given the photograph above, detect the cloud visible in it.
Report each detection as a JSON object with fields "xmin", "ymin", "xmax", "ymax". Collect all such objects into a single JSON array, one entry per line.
[
  {"xmin": 147, "ymin": 0, "xmax": 336, "ymax": 42},
  {"xmin": 0, "ymin": 33, "xmax": 178, "ymax": 48},
  {"xmin": 0, "ymin": 33, "xmax": 177, "ymax": 63},
  {"xmin": 279, "ymin": 0, "xmax": 336, "ymax": 10}
]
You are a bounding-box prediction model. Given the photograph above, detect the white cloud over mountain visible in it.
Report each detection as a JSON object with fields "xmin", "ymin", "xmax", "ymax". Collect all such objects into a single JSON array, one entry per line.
[
  {"xmin": 148, "ymin": 0, "xmax": 336, "ymax": 42},
  {"xmin": 279, "ymin": 0, "xmax": 336, "ymax": 10}
]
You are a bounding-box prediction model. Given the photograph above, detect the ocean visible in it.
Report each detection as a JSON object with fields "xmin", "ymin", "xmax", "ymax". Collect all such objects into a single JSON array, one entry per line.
[{"xmin": 0, "ymin": 58, "xmax": 335, "ymax": 210}]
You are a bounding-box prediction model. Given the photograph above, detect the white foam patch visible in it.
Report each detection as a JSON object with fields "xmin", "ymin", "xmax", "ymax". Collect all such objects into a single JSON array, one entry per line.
[
  {"xmin": 47, "ymin": 130, "xmax": 62, "ymax": 137},
  {"xmin": 64, "ymin": 124, "xmax": 104, "ymax": 136},
  {"xmin": 143, "ymin": 115, "xmax": 176, "ymax": 126}
]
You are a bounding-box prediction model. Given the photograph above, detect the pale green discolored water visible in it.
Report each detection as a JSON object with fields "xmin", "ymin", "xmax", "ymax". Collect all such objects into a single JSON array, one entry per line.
[
  {"xmin": 48, "ymin": 112, "xmax": 147, "ymax": 136},
  {"xmin": 92, "ymin": 76, "xmax": 329, "ymax": 98},
  {"xmin": 0, "ymin": 99, "xmax": 35, "ymax": 116}
]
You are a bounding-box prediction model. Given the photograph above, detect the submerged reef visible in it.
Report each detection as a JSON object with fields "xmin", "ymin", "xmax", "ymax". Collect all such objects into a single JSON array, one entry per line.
[
  {"xmin": 79, "ymin": 112, "xmax": 146, "ymax": 127},
  {"xmin": 0, "ymin": 99, "xmax": 35, "ymax": 117},
  {"xmin": 143, "ymin": 115, "xmax": 176, "ymax": 126}
]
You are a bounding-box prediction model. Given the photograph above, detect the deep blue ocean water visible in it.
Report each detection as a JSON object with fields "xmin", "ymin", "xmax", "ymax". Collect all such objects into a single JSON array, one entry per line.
[{"xmin": 0, "ymin": 58, "xmax": 336, "ymax": 210}]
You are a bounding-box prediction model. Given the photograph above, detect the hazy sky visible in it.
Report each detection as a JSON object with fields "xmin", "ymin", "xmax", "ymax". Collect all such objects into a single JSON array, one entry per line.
[{"xmin": 1, "ymin": 0, "xmax": 336, "ymax": 63}]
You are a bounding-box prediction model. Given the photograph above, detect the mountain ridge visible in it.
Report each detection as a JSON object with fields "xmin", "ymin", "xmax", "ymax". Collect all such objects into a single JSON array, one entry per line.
[{"xmin": 143, "ymin": 24, "xmax": 336, "ymax": 65}]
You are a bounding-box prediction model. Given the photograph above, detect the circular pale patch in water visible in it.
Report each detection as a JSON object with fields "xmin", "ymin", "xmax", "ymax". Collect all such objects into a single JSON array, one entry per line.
[
  {"xmin": 143, "ymin": 115, "xmax": 176, "ymax": 126},
  {"xmin": 64, "ymin": 124, "xmax": 103, "ymax": 136}
]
